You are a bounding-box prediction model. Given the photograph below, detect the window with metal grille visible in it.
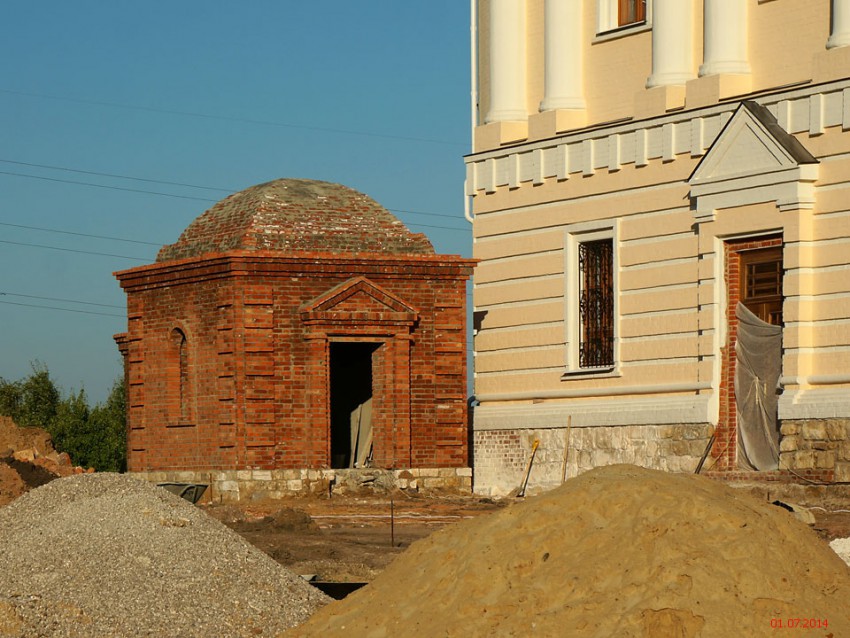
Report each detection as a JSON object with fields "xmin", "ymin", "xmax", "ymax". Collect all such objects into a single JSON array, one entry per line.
[{"xmin": 579, "ymin": 238, "xmax": 614, "ymax": 368}]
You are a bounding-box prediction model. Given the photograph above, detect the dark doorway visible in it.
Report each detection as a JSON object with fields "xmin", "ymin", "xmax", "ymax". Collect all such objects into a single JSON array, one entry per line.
[
  {"xmin": 329, "ymin": 342, "xmax": 380, "ymax": 468},
  {"xmin": 725, "ymin": 241, "xmax": 784, "ymax": 471}
]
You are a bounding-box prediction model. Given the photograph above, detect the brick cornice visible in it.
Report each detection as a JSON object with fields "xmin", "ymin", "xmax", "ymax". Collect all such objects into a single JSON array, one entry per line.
[
  {"xmin": 113, "ymin": 332, "xmax": 129, "ymax": 356},
  {"xmin": 114, "ymin": 250, "xmax": 477, "ymax": 292}
]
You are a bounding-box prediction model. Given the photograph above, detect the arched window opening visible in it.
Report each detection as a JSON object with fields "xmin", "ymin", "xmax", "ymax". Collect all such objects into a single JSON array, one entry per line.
[{"xmin": 170, "ymin": 328, "xmax": 192, "ymax": 423}]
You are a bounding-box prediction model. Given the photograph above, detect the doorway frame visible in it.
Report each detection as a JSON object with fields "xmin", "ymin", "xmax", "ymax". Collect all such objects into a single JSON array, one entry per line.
[
  {"xmin": 301, "ymin": 277, "xmax": 419, "ymax": 469},
  {"xmin": 718, "ymin": 235, "xmax": 784, "ymax": 470}
]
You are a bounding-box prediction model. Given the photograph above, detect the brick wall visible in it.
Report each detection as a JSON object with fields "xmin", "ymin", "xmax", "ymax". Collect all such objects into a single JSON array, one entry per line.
[{"xmin": 115, "ymin": 252, "xmax": 475, "ymax": 473}]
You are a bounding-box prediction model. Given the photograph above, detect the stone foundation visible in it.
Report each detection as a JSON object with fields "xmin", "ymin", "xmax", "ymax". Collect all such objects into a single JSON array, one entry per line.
[
  {"xmin": 473, "ymin": 424, "xmax": 713, "ymax": 497},
  {"xmin": 132, "ymin": 467, "xmax": 473, "ymax": 503},
  {"xmin": 779, "ymin": 419, "xmax": 850, "ymax": 482}
]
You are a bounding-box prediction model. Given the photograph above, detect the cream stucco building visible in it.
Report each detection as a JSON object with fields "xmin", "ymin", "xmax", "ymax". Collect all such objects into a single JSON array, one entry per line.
[{"xmin": 467, "ymin": 0, "xmax": 850, "ymax": 495}]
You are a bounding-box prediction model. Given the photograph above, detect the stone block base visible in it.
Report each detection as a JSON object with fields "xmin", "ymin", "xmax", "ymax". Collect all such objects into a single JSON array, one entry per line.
[
  {"xmin": 778, "ymin": 418, "xmax": 850, "ymax": 483},
  {"xmin": 130, "ymin": 467, "xmax": 473, "ymax": 503},
  {"xmin": 472, "ymin": 423, "xmax": 713, "ymax": 497}
]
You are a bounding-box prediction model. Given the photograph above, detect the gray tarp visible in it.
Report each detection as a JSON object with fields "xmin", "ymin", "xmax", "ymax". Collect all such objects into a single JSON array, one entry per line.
[
  {"xmin": 349, "ymin": 397, "xmax": 373, "ymax": 468},
  {"xmin": 735, "ymin": 302, "xmax": 782, "ymax": 470}
]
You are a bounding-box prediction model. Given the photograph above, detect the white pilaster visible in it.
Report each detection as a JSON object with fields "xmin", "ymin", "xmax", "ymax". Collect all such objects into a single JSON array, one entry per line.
[
  {"xmin": 485, "ymin": 0, "xmax": 527, "ymax": 123},
  {"xmin": 700, "ymin": 0, "xmax": 750, "ymax": 76},
  {"xmin": 646, "ymin": 0, "xmax": 695, "ymax": 88},
  {"xmin": 540, "ymin": 0, "xmax": 584, "ymax": 112},
  {"xmin": 828, "ymin": 0, "xmax": 850, "ymax": 49}
]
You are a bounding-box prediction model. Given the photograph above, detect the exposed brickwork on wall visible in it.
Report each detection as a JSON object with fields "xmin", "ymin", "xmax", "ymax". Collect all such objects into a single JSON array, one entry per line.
[
  {"xmin": 115, "ymin": 180, "xmax": 475, "ymax": 475},
  {"xmin": 716, "ymin": 235, "xmax": 783, "ymax": 471},
  {"xmin": 115, "ymin": 253, "xmax": 475, "ymax": 473},
  {"xmin": 157, "ymin": 179, "xmax": 434, "ymax": 261}
]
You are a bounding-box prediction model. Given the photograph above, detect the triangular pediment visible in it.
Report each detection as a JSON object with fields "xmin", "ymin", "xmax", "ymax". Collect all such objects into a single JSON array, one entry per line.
[
  {"xmin": 301, "ymin": 276, "xmax": 419, "ymax": 325},
  {"xmin": 690, "ymin": 101, "xmax": 817, "ymax": 184}
]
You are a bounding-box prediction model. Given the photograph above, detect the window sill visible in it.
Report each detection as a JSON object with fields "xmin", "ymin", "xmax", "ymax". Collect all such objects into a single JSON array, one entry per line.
[
  {"xmin": 561, "ymin": 367, "xmax": 622, "ymax": 381},
  {"xmin": 594, "ymin": 21, "xmax": 651, "ymax": 43}
]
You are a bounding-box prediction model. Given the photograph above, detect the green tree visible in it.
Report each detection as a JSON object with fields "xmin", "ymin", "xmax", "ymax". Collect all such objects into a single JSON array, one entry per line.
[
  {"xmin": 86, "ymin": 378, "xmax": 127, "ymax": 472},
  {"xmin": 0, "ymin": 364, "xmax": 127, "ymax": 472},
  {"xmin": 0, "ymin": 377, "xmax": 23, "ymax": 418},
  {"xmin": 0, "ymin": 362, "xmax": 59, "ymax": 429},
  {"xmin": 50, "ymin": 387, "xmax": 91, "ymax": 464},
  {"xmin": 51, "ymin": 382, "xmax": 127, "ymax": 472}
]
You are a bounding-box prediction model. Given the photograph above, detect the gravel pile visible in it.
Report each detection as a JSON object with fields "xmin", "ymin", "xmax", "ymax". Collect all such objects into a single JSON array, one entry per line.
[{"xmin": 0, "ymin": 473, "xmax": 329, "ymax": 637}]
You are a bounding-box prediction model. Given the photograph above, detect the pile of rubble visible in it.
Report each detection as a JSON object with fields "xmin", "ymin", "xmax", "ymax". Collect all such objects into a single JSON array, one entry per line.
[
  {"xmin": 0, "ymin": 416, "xmax": 88, "ymax": 506},
  {"xmin": 0, "ymin": 473, "xmax": 329, "ymax": 636},
  {"xmin": 292, "ymin": 464, "xmax": 850, "ymax": 636}
]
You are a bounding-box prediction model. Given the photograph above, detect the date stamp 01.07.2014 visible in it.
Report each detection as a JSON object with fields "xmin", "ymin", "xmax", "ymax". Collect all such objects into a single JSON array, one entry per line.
[{"xmin": 770, "ymin": 618, "xmax": 830, "ymax": 630}]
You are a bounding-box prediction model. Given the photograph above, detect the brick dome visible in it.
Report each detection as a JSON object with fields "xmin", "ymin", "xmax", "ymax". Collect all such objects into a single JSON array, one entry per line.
[{"xmin": 157, "ymin": 178, "xmax": 434, "ymax": 262}]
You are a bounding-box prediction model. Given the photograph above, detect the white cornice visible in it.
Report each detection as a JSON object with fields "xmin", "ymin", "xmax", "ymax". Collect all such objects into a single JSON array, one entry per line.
[{"xmin": 465, "ymin": 79, "xmax": 850, "ymax": 198}]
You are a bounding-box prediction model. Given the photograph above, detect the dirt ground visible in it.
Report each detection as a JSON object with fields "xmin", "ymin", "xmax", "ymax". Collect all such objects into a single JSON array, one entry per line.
[
  {"xmin": 204, "ymin": 494, "xmax": 507, "ymax": 583},
  {"xmin": 2, "ymin": 416, "xmax": 849, "ymax": 587},
  {"xmin": 203, "ymin": 488, "xmax": 850, "ymax": 585}
]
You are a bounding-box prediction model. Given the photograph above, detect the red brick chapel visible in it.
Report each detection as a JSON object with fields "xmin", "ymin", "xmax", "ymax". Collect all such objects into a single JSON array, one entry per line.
[{"xmin": 114, "ymin": 179, "xmax": 475, "ymax": 481}]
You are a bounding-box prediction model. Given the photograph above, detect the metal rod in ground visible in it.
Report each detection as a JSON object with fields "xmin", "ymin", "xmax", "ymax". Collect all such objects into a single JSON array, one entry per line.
[
  {"xmin": 695, "ymin": 431, "xmax": 717, "ymax": 474},
  {"xmin": 390, "ymin": 498, "xmax": 395, "ymax": 547},
  {"xmin": 518, "ymin": 439, "xmax": 540, "ymax": 497},
  {"xmin": 562, "ymin": 415, "xmax": 572, "ymax": 483}
]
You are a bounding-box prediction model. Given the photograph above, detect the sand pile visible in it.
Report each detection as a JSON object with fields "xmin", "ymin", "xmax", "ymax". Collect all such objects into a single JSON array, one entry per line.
[
  {"xmin": 290, "ymin": 465, "xmax": 850, "ymax": 637},
  {"xmin": 0, "ymin": 473, "xmax": 329, "ymax": 637}
]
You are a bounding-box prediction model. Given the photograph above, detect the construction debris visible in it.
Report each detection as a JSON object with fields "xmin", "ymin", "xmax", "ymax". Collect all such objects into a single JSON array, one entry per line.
[
  {"xmin": 0, "ymin": 473, "xmax": 329, "ymax": 637},
  {"xmin": 0, "ymin": 416, "xmax": 81, "ymax": 506}
]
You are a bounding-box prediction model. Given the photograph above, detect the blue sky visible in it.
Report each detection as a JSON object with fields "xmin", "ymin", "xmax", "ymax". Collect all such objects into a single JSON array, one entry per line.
[{"xmin": 0, "ymin": 1, "xmax": 473, "ymax": 404}]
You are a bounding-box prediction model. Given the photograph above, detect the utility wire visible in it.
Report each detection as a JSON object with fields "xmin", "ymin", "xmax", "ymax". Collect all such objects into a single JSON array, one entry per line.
[
  {"xmin": 0, "ymin": 88, "xmax": 465, "ymax": 147},
  {"xmin": 0, "ymin": 159, "xmax": 235, "ymax": 193},
  {"xmin": 387, "ymin": 207, "xmax": 465, "ymax": 222},
  {"xmin": 0, "ymin": 221, "xmax": 162, "ymax": 246},
  {"xmin": 0, "ymin": 239, "xmax": 151, "ymax": 261},
  {"xmin": 0, "ymin": 157, "xmax": 467, "ymax": 222},
  {"xmin": 0, "ymin": 170, "xmax": 218, "ymax": 203},
  {"xmin": 0, "ymin": 172, "xmax": 469, "ymax": 230},
  {"xmin": 0, "ymin": 300, "xmax": 123, "ymax": 318},
  {"xmin": 0, "ymin": 292, "xmax": 123, "ymax": 309}
]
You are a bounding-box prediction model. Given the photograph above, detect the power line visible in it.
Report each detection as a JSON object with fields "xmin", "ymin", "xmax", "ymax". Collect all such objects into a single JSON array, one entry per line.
[
  {"xmin": 0, "ymin": 172, "xmax": 469, "ymax": 230},
  {"xmin": 0, "ymin": 239, "xmax": 151, "ymax": 261},
  {"xmin": 0, "ymin": 300, "xmax": 123, "ymax": 318},
  {"xmin": 0, "ymin": 292, "xmax": 123, "ymax": 309},
  {"xmin": 0, "ymin": 159, "xmax": 235, "ymax": 193},
  {"xmin": 387, "ymin": 207, "xmax": 466, "ymax": 221},
  {"xmin": 0, "ymin": 170, "xmax": 218, "ymax": 203},
  {"xmin": 0, "ymin": 158, "xmax": 467, "ymax": 222},
  {"xmin": 0, "ymin": 88, "xmax": 465, "ymax": 147},
  {"xmin": 0, "ymin": 221, "xmax": 162, "ymax": 246},
  {"xmin": 408, "ymin": 221, "xmax": 469, "ymax": 232},
  {"xmin": 0, "ymin": 152, "xmax": 470, "ymax": 226}
]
